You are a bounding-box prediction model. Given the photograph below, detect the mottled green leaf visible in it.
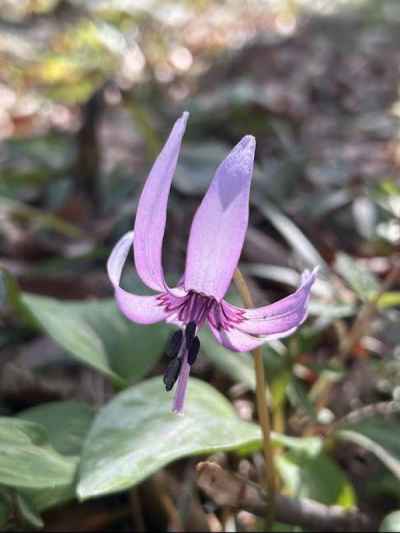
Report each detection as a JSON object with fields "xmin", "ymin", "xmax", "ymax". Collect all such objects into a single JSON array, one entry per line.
[
  {"xmin": 0, "ymin": 418, "xmax": 76, "ymax": 489},
  {"xmin": 18, "ymin": 400, "xmax": 94, "ymax": 456},
  {"xmin": 77, "ymin": 377, "xmax": 261, "ymax": 499},
  {"xmin": 21, "ymin": 295, "xmax": 169, "ymax": 385}
]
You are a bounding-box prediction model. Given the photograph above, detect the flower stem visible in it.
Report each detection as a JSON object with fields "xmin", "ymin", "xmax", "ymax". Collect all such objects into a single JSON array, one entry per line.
[{"xmin": 234, "ymin": 268, "xmax": 276, "ymax": 530}]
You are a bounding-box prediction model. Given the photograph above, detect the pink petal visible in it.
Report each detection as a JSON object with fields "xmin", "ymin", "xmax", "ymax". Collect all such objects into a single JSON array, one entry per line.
[
  {"xmin": 133, "ymin": 112, "xmax": 189, "ymax": 292},
  {"xmin": 107, "ymin": 231, "xmax": 169, "ymax": 324},
  {"xmin": 235, "ymin": 268, "xmax": 317, "ymax": 335},
  {"xmin": 184, "ymin": 135, "xmax": 256, "ymax": 301},
  {"xmin": 208, "ymin": 268, "xmax": 318, "ymax": 352},
  {"xmin": 208, "ymin": 323, "xmax": 278, "ymax": 352}
]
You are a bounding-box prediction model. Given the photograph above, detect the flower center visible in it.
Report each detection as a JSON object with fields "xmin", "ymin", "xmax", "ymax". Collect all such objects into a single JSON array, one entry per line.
[
  {"xmin": 158, "ymin": 289, "xmax": 245, "ymax": 330},
  {"xmin": 160, "ymin": 290, "xmax": 244, "ymax": 413}
]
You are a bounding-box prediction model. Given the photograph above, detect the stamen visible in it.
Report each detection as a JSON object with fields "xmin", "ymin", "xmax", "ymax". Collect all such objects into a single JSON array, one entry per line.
[
  {"xmin": 165, "ymin": 330, "xmax": 183, "ymax": 359},
  {"xmin": 163, "ymin": 358, "xmax": 182, "ymax": 391},
  {"xmin": 173, "ymin": 349, "xmax": 190, "ymax": 414},
  {"xmin": 185, "ymin": 321, "xmax": 196, "ymax": 348},
  {"xmin": 187, "ymin": 336, "xmax": 200, "ymax": 365}
]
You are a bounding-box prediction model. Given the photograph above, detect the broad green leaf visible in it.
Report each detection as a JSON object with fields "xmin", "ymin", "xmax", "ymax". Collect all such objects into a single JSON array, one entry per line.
[
  {"xmin": 21, "ymin": 293, "xmax": 121, "ymax": 384},
  {"xmin": 0, "ymin": 418, "xmax": 76, "ymax": 489},
  {"xmin": 380, "ymin": 511, "xmax": 400, "ymax": 532},
  {"xmin": 18, "ymin": 400, "xmax": 94, "ymax": 456},
  {"xmin": 276, "ymin": 450, "xmax": 356, "ymax": 507},
  {"xmin": 20, "ymin": 295, "xmax": 169, "ymax": 385},
  {"xmin": 335, "ymin": 411, "xmax": 400, "ymax": 480},
  {"xmin": 80, "ymin": 299, "xmax": 169, "ymax": 382},
  {"xmin": 20, "ymin": 483, "xmax": 76, "ymax": 514},
  {"xmin": 335, "ymin": 253, "xmax": 380, "ymax": 301},
  {"xmin": 77, "ymin": 377, "xmax": 262, "ymax": 499},
  {"xmin": 15, "ymin": 402, "xmax": 91, "ymax": 513}
]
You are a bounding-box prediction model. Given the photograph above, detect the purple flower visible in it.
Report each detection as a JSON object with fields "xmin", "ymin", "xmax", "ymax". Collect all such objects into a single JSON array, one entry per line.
[{"xmin": 107, "ymin": 112, "xmax": 317, "ymax": 413}]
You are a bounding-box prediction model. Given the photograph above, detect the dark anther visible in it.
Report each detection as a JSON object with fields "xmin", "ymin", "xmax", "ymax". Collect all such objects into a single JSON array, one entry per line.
[
  {"xmin": 188, "ymin": 336, "xmax": 200, "ymax": 366},
  {"xmin": 165, "ymin": 330, "xmax": 183, "ymax": 359},
  {"xmin": 163, "ymin": 358, "xmax": 182, "ymax": 391},
  {"xmin": 185, "ymin": 321, "xmax": 196, "ymax": 348}
]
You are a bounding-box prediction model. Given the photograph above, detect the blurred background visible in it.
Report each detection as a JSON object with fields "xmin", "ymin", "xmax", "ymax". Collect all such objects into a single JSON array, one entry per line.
[{"xmin": 1, "ymin": 0, "xmax": 400, "ymax": 531}]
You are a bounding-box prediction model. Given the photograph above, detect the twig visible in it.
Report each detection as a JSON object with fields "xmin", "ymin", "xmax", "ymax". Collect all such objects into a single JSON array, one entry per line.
[
  {"xmin": 197, "ymin": 462, "xmax": 377, "ymax": 533},
  {"xmin": 233, "ymin": 269, "xmax": 276, "ymax": 529}
]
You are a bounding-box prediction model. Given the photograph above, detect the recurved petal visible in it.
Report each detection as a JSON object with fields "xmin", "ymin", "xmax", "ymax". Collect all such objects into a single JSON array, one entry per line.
[
  {"xmin": 184, "ymin": 135, "xmax": 256, "ymax": 301},
  {"xmin": 234, "ymin": 268, "xmax": 317, "ymax": 335},
  {"xmin": 208, "ymin": 323, "xmax": 276, "ymax": 352},
  {"xmin": 107, "ymin": 231, "xmax": 170, "ymax": 324},
  {"xmin": 133, "ymin": 112, "xmax": 188, "ymax": 292},
  {"xmin": 208, "ymin": 268, "xmax": 317, "ymax": 352}
]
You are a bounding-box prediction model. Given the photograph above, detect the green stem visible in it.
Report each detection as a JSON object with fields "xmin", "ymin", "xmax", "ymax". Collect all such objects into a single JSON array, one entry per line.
[{"xmin": 233, "ymin": 269, "xmax": 276, "ymax": 530}]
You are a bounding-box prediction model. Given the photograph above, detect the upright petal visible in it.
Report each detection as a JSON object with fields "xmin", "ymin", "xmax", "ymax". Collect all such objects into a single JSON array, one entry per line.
[
  {"xmin": 107, "ymin": 231, "xmax": 170, "ymax": 324},
  {"xmin": 133, "ymin": 112, "xmax": 189, "ymax": 292},
  {"xmin": 184, "ymin": 135, "xmax": 256, "ymax": 301}
]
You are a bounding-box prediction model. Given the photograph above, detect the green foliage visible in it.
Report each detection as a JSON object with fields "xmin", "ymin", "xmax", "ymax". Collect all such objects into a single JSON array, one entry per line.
[
  {"xmin": 77, "ymin": 377, "xmax": 262, "ymax": 499},
  {"xmin": 21, "ymin": 294, "xmax": 169, "ymax": 385},
  {"xmin": 18, "ymin": 400, "xmax": 94, "ymax": 456},
  {"xmin": 0, "ymin": 418, "xmax": 76, "ymax": 490},
  {"xmin": 380, "ymin": 511, "xmax": 400, "ymax": 532},
  {"xmin": 335, "ymin": 415, "xmax": 400, "ymax": 480},
  {"xmin": 1, "ymin": 0, "xmax": 400, "ymax": 529},
  {"xmin": 276, "ymin": 448, "xmax": 356, "ymax": 507}
]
